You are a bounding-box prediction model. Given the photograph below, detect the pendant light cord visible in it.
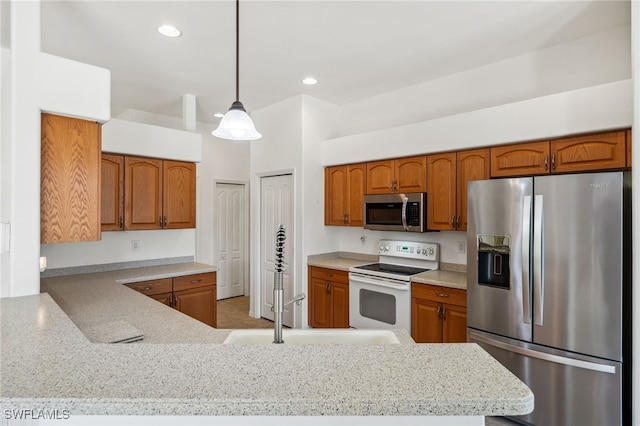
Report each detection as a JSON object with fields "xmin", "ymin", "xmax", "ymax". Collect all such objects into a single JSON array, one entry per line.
[{"xmin": 235, "ymin": 0, "xmax": 240, "ymax": 102}]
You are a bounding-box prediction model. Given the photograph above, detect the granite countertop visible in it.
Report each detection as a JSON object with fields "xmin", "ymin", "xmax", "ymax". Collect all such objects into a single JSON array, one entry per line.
[
  {"xmin": 0, "ymin": 262, "xmax": 532, "ymax": 417},
  {"xmin": 412, "ymin": 269, "xmax": 467, "ymax": 290},
  {"xmin": 308, "ymin": 252, "xmax": 468, "ymax": 289}
]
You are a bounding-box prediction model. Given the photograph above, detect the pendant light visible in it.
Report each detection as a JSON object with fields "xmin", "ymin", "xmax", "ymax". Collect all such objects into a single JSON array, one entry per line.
[{"xmin": 213, "ymin": 0, "xmax": 262, "ymax": 141}]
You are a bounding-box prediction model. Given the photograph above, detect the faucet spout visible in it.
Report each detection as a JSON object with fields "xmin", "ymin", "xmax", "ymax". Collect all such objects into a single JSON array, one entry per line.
[{"xmin": 273, "ymin": 225, "xmax": 286, "ymax": 344}]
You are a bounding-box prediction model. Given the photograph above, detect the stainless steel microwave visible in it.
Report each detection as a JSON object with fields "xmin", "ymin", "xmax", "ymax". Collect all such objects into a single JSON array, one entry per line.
[{"xmin": 363, "ymin": 193, "xmax": 430, "ymax": 232}]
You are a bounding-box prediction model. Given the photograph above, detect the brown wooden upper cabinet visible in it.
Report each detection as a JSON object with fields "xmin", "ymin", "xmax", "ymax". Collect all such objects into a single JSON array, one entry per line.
[
  {"xmin": 324, "ymin": 163, "xmax": 366, "ymax": 226},
  {"xmin": 41, "ymin": 113, "xmax": 102, "ymax": 243},
  {"xmin": 366, "ymin": 155, "xmax": 427, "ymax": 194},
  {"xmin": 491, "ymin": 130, "xmax": 629, "ymax": 177},
  {"xmin": 427, "ymin": 149, "xmax": 489, "ymax": 231},
  {"xmin": 101, "ymin": 154, "xmax": 125, "ymax": 231},
  {"xmin": 121, "ymin": 156, "xmax": 196, "ymax": 231}
]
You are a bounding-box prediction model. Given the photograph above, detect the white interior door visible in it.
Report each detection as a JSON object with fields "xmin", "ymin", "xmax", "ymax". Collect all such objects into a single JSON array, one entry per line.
[
  {"xmin": 260, "ymin": 174, "xmax": 294, "ymax": 326},
  {"xmin": 216, "ymin": 183, "xmax": 246, "ymax": 300}
]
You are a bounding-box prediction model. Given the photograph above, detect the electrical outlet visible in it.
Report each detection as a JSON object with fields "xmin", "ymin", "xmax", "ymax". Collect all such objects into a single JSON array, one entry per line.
[
  {"xmin": 131, "ymin": 240, "xmax": 140, "ymax": 251},
  {"xmin": 457, "ymin": 241, "xmax": 466, "ymax": 254}
]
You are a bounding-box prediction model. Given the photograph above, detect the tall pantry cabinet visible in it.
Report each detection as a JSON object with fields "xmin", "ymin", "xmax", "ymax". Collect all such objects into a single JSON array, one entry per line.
[{"xmin": 41, "ymin": 113, "xmax": 102, "ymax": 243}]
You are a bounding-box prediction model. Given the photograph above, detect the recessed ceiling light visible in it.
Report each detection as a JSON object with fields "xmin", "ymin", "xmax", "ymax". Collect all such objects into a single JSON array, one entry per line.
[
  {"xmin": 214, "ymin": 113, "xmax": 225, "ymax": 119},
  {"xmin": 157, "ymin": 25, "xmax": 182, "ymax": 38},
  {"xmin": 302, "ymin": 77, "xmax": 318, "ymax": 85}
]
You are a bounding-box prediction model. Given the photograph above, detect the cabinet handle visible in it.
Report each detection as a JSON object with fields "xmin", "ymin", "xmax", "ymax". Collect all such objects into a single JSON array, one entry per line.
[
  {"xmin": 159, "ymin": 216, "xmax": 163, "ymax": 228},
  {"xmin": 435, "ymin": 292, "xmax": 450, "ymax": 298},
  {"xmin": 451, "ymin": 216, "xmax": 455, "ymax": 227},
  {"xmin": 436, "ymin": 304, "xmax": 442, "ymax": 320},
  {"xmin": 190, "ymin": 279, "xmax": 202, "ymax": 284},
  {"xmin": 544, "ymin": 155, "xmax": 549, "ymax": 170},
  {"xmin": 551, "ymin": 154, "xmax": 556, "ymax": 170},
  {"xmin": 456, "ymin": 216, "xmax": 461, "ymax": 229},
  {"xmin": 163, "ymin": 216, "xmax": 168, "ymax": 228},
  {"xmin": 137, "ymin": 286, "xmax": 152, "ymax": 292},
  {"xmin": 119, "ymin": 216, "xmax": 124, "ymax": 229},
  {"xmin": 172, "ymin": 294, "xmax": 177, "ymax": 307},
  {"xmin": 442, "ymin": 305, "xmax": 447, "ymax": 321}
]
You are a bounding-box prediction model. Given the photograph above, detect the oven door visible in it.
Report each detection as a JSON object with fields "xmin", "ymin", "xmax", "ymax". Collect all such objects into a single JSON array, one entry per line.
[{"xmin": 348, "ymin": 272, "xmax": 411, "ymax": 332}]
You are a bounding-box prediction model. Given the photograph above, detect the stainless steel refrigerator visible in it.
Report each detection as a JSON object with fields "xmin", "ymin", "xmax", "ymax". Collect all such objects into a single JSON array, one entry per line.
[{"xmin": 466, "ymin": 171, "xmax": 631, "ymax": 426}]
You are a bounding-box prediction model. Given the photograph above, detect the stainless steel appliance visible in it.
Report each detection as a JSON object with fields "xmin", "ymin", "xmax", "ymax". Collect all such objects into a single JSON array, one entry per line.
[
  {"xmin": 363, "ymin": 193, "xmax": 431, "ymax": 232},
  {"xmin": 467, "ymin": 171, "xmax": 631, "ymax": 426},
  {"xmin": 349, "ymin": 239, "xmax": 439, "ymax": 332}
]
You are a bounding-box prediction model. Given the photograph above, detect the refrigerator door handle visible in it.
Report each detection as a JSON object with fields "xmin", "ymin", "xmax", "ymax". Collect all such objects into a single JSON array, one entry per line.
[
  {"xmin": 533, "ymin": 194, "xmax": 544, "ymax": 326},
  {"xmin": 469, "ymin": 331, "xmax": 617, "ymax": 374},
  {"xmin": 522, "ymin": 195, "xmax": 532, "ymax": 324}
]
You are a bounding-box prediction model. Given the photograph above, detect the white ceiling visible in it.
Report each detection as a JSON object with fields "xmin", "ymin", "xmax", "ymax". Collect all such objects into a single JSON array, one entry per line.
[{"xmin": 40, "ymin": 0, "xmax": 630, "ymax": 125}]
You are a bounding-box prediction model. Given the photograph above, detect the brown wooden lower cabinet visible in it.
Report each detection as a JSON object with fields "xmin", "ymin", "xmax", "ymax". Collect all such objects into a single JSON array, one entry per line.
[
  {"xmin": 126, "ymin": 272, "xmax": 216, "ymax": 327},
  {"xmin": 411, "ymin": 282, "xmax": 467, "ymax": 343},
  {"xmin": 308, "ymin": 266, "xmax": 349, "ymax": 328}
]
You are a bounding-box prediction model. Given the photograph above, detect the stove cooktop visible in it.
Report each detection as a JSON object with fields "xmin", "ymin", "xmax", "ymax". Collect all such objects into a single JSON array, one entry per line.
[{"xmin": 353, "ymin": 263, "xmax": 432, "ymax": 277}]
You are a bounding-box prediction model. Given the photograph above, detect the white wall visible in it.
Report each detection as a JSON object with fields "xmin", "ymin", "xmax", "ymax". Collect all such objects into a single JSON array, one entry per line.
[
  {"xmin": 324, "ymin": 80, "xmax": 632, "ymax": 167},
  {"xmin": 339, "ymin": 26, "xmax": 631, "ymax": 137},
  {"xmin": 250, "ymin": 96, "xmax": 304, "ymax": 325},
  {"xmin": 40, "ymin": 230, "xmax": 195, "ymax": 269},
  {"xmin": 0, "ymin": 0, "xmax": 110, "ymax": 297}
]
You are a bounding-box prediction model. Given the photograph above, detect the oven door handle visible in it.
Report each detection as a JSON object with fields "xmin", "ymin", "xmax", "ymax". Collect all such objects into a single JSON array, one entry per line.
[
  {"xmin": 401, "ymin": 197, "xmax": 409, "ymax": 231},
  {"xmin": 349, "ymin": 274, "xmax": 409, "ymax": 291}
]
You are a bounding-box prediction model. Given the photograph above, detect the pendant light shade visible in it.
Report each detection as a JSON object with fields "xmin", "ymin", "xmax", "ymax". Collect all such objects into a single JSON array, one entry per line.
[
  {"xmin": 212, "ymin": 101, "xmax": 261, "ymax": 140},
  {"xmin": 213, "ymin": 0, "xmax": 261, "ymax": 141}
]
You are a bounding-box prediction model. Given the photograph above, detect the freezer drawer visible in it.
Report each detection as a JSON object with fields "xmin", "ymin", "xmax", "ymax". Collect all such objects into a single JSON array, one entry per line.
[{"xmin": 469, "ymin": 330, "xmax": 622, "ymax": 426}]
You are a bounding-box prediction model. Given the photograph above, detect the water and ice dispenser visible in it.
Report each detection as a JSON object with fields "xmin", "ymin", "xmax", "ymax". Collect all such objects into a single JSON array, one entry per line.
[{"xmin": 477, "ymin": 235, "xmax": 510, "ymax": 289}]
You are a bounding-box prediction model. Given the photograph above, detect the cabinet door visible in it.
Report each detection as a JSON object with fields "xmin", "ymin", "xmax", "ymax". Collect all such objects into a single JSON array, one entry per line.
[
  {"xmin": 395, "ymin": 156, "xmax": 427, "ymax": 193},
  {"xmin": 427, "ymin": 153, "xmax": 456, "ymax": 230},
  {"xmin": 163, "ymin": 160, "xmax": 196, "ymax": 229},
  {"xmin": 41, "ymin": 113, "xmax": 102, "ymax": 243},
  {"xmin": 411, "ymin": 297, "xmax": 442, "ymax": 343},
  {"xmin": 366, "ymin": 160, "xmax": 395, "ymax": 194},
  {"xmin": 490, "ymin": 141, "xmax": 550, "ymax": 177},
  {"xmin": 101, "ymin": 154, "xmax": 125, "ymax": 231},
  {"xmin": 442, "ymin": 303, "xmax": 467, "ymax": 343},
  {"xmin": 456, "ymin": 148, "xmax": 489, "ymax": 231},
  {"xmin": 551, "ymin": 130, "xmax": 627, "ymax": 173},
  {"xmin": 308, "ymin": 277, "xmax": 332, "ymax": 328},
  {"xmin": 324, "ymin": 166, "xmax": 348, "ymax": 225},
  {"xmin": 346, "ymin": 164, "xmax": 366, "ymax": 226},
  {"xmin": 174, "ymin": 285, "xmax": 217, "ymax": 327},
  {"xmin": 330, "ymin": 281, "xmax": 350, "ymax": 328},
  {"xmin": 151, "ymin": 292, "xmax": 172, "ymax": 307},
  {"xmin": 125, "ymin": 157, "xmax": 163, "ymax": 230}
]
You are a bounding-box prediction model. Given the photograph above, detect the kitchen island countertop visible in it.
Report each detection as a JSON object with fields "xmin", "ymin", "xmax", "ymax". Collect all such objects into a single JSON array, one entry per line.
[{"xmin": 0, "ymin": 263, "xmax": 532, "ymax": 419}]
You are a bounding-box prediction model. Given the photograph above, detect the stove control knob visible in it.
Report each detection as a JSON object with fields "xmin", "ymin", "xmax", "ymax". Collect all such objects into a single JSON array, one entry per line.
[
  {"xmin": 427, "ymin": 247, "xmax": 434, "ymax": 256},
  {"xmin": 421, "ymin": 247, "xmax": 427, "ymax": 255}
]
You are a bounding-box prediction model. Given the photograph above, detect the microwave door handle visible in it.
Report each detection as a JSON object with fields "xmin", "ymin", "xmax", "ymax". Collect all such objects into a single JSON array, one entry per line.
[{"xmin": 401, "ymin": 197, "xmax": 409, "ymax": 231}]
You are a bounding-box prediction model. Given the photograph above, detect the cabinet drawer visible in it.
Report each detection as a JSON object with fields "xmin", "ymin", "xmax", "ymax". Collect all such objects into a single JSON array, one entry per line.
[
  {"xmin": 411, "ymin": 283, "xmax": 467, "ymax": 307},
  {"xmin": 126, "ymin": 278, "xmax": 172, "ymax": 296},
  {"xmin": 173, "ymin": 272, "xmax": 216, "ymax": 292},
  {"xmin": 309, "ymin": 266, "xmax": 348, "ymax": 284}
]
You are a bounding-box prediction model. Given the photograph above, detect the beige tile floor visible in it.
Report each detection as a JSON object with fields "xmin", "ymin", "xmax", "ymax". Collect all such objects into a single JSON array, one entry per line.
[{"xmin": 217, "ymin": 295, "xmax": 275, "ymax": 329}]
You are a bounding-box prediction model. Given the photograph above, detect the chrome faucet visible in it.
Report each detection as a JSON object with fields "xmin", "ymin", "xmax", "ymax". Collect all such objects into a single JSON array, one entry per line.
[{"xmin": 272, "ymin": 225, "xmax": 305, "ymax": 344}]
